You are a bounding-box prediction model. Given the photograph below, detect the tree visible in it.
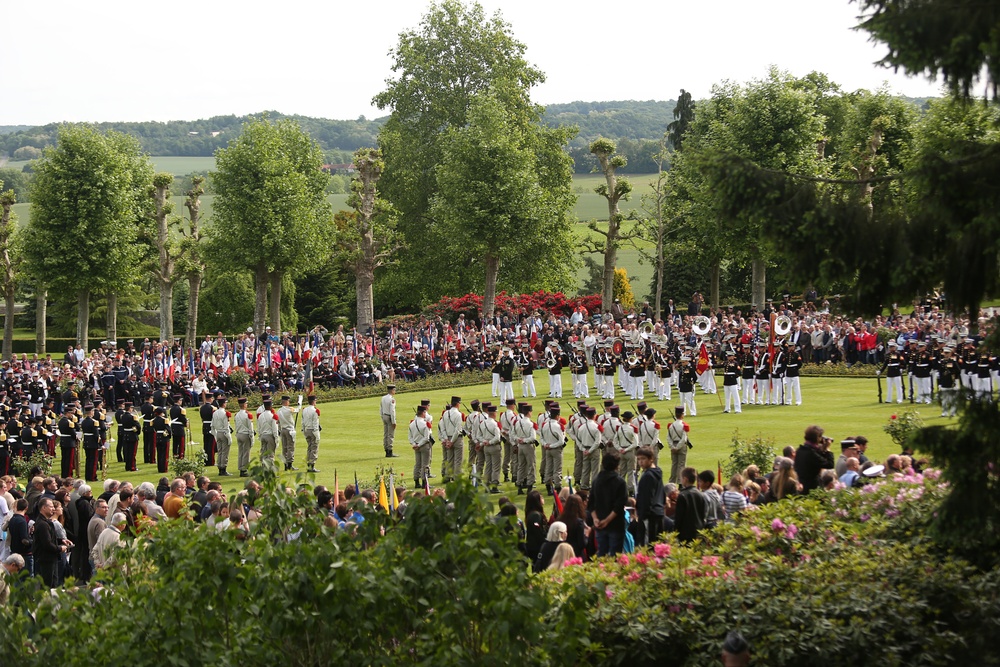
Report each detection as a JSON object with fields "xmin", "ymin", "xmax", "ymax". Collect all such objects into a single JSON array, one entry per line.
[
  {"xmin": 0, "ymin": 184, "xmax": 18, "ymax": 360},
  {"xmin": 25, "ymin": 125, "xmax": 153, "ymax": 351},
  {"xmin": 586, "ymin": 138, "xmax": 633, "ymax": 311},
  {"xmin": 432, "ymin": 93, "xmax": 576, "ymax": 319},
  {"xmin": 666, "ymin": 89, "xmax": 695, "ymax": 151},
  {"xmin": 151, "ymin": 172, "xmax": 180, "ymax": 341},
  {"xmin": 373, "ymin": 0, "xmax": 549, "ymax": 310},
  {"xmin": 210, "ymin": 118, "xmax": 332, "ymax": 334},
  {"xmin": 612, "ymin": 268, "xmax": 635, "ymax": 310},
  {"xmin": 339, "ymin": 148, "xmax": 401, "ymax": 333},
  {"xmin": 180, "ymin": 175, "xmax": 206, "ymax": 343},
  {"xmin": 632, "ymin": 143, "xmax": 684, "ymax": 320}
]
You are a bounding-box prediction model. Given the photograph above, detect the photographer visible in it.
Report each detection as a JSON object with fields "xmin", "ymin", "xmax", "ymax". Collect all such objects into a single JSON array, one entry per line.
[{"xmin": 794, "ymin": 425, "xmax": 835, "ymax": 494}]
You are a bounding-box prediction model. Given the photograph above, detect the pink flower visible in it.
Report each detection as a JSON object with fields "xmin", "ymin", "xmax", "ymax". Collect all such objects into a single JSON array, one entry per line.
[
  {"xmin": 626, "ymin": 571, "xmax": 641, "ymax": 583},
  {"xmin": 605, "ymin": 588, "xmax": 615, "ymax": 600},
  {"xmin": 771, "ymin": 518, "xmax": 786, "ymax": 532},
  {"xmin": 668, "ymin": 605, "xmax": 681, "ymax": 614},
  {"xmin": 701, "ymin": 555, "xmax": 720, "ymax": 567},
  {"xmin": 860, "ymin": 514, "xmax": 871, "ymax": 522},
  {"xmin": 750, "ymin": 526, "xmax": 763, "ymax": 540},
  {"xmin": 653, "ymin": 543, "xmax": 672, "ymax": 558},
  {"xmin": 891, "ymin": 414, "xmax": 897, "ymax": 420},
  {"xmin": 618, "ymin": 554, "xmax": 631, "ymax": 567},
  {"xmin": 635, "ymin": 553, "xmax": 650, "ymax": 565},
  {"xmin": 722, "ymin": 570, "xmax": 736, "ymax": 580},
  {"xmin": 784, "ymin": 524, "xmax": 799, "ymax": 540},
  {"xmin": 565, "ymin": 557, "xmax": 583, "ymax": 567}
]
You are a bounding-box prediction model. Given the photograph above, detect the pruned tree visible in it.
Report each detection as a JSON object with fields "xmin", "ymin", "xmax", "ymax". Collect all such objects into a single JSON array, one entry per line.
[
  {"xmin": 180, "ymin": 175, "xmax": 206, "ymax": 344},
  {"xmin": 339, "ymin": 148, "xmax": 402, "ymax": 333},
  {"xmin": 151, "ymin": 172, "xmax": 180, "ymax": 342},
  {"xmin": 0, "ymin": 185, "xmax": 19, "ymax": 360},
  {"xmin": 585, "ymin": 137, "xmax": 633, "ymax": 311}
]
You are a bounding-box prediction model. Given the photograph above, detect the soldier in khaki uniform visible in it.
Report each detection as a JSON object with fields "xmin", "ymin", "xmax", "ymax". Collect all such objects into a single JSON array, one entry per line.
[
  {"xmin": 234, "ymin": 397, "xmax": 255, "ymax": 477},
  {"xmin": 301, "ymin": 395, "xmax": 321, "ymax": 473},
  {"xmin": 211, "ymin": 395, "xmax": 233, "ymax": 477}
]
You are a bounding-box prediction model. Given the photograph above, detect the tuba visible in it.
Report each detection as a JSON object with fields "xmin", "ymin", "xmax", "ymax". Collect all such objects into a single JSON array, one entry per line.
[
  {"xmin": 546, "ymin": 357, "xmax": 558, "ymax": 369},
  {"xmin": 692, "ymin": 315, "xmax": 713, "ymax": 337},
  {"xmin": 774, "ymin": 315, "xmax": 792, "ymax": 338}
]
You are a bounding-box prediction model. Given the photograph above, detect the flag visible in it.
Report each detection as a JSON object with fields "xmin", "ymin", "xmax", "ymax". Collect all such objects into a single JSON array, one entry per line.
[
  {"xmin": 354, "ymin": 472, "xmax": 360, "ymax": 496},
  {"xmin": 352, "ymin": 329, "xmax": 358, "ymax": 359},
  {"xmin": 717, "ymin": 460, "xmax": 723, "ymax": 484},
  {"xmin": 377, "ymin": 477, "xmax": 389, "ymax": 512},
  {"xmin": 767, "ymin": 312, "xmax": 777, "ymax": 373},
  {"xmin": 696, "ymin": 342, "xmax": 710, "ymax": 375},
  {"xmin": 389, "ymin": 473, "xmax": 398, "ymax": 513},
  {"xmin": 553, "ymin": 489, "xmax": 564, "ymax": 515},
  {"xmin": 423, "ymin": 473, "xmax": 431, "ymax": 495},
  {"xmin": 565, "ymin": 475, "xmax": 574, "ymax": 496},
  {"xmin": 334, "ymin": 468, "xmax": 340, "ymax": 503}
]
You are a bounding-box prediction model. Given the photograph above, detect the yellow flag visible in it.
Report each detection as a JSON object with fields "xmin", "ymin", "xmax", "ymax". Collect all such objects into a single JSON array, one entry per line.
[
  {"xmin": 378, "ymin": 477, "xmax": 389, "ymax": 512},
  {"xmin": 391, "ymin": 484, "xmax": 399, "ymax": 512}
]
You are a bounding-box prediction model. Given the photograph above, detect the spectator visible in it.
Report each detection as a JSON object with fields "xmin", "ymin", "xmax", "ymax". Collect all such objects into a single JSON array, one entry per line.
[
  {"xmin": 588, "ymin": 452, "xmax": 628, "ymax": 557},
  {"xmin": 533, "ymin": 521, "xmax": 566, "ymax": 573},
  {"xmin": 674, "ymin": 467, "xmax": 707, "ymax": 544}
]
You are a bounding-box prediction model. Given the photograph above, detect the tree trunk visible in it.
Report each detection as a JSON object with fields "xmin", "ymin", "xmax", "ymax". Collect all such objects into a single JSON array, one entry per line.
[
  {"xmin": 106, "ymin": 292, "xmax": 118, "ymax": 347},
  {"xmin": 751, "ymin": 258, "xmax": 767, "ymax": 310},
  {"xmin": 602, "ymin": 244, "xmax": 616, "ymax": 313},
  {"xmin": 710, "ymin": 261, "xmax": 721, "ymax": 311},
  {"xmin": 654, "ymin": 234, "xmax": 664, "ymax": 322},
  {"xmin": 482, "ymin": 252, "xmax": 500, "ymax": 320},
  {"xmin": 3, "ymin": 285, "xmax": 14, "ymax": 361},
  {"xmin": 158, "ymin": 279, "xmax": 173, "ymax": 343},
  {"xmin": 268, "ymin": 270, "xmax": 282, "ymax": 334},
  {"xmin": 186, "ymin": 271, "xmax": 202, "ymax": 346},
  {"xmin": 253, "ymin": 265, "xmax": 268, "ymax": 334},
  {"xmin": 76, "ymin": 289, "xmax": 90, "ymax": 351},
  {"xmin": 35, "ymin": 288, "xmax": 46, "ymax": 355},
  {"xmin": 356, "ymin": 266, "xmax": 375, "ymax": 334}
]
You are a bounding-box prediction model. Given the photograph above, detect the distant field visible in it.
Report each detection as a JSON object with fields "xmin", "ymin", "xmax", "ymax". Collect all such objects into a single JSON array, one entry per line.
[{"xmin": 151, "ymin": 156, "xmax": 216, "ymax": 173}]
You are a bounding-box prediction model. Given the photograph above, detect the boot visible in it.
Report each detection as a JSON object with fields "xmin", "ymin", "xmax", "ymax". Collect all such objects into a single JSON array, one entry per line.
[
  {"xmin": 489, "ymin": 486, "xmax": 500, "ymax": 494},
  {"xmin": 239, "ymin": 470, "xmax": 248, "ymax": 477},
  {"xmin": 386, "ymin": 451, "xmax": 399, "ymax": 458},
  {"xmin": 308, "ymin": 465, "xmax": 320, "ymax": 473},
  {"xmin": 503, "ymin": 473, "xmax": 509, "ymax": 483},
  {"xmin": 218, "ymin": 467, "xmax": 232, "ymax": 477},
  {"xmin": 517, "ymin": 486, "xmax": 524, "ymax": 495},
  {"xmin": 545, "ymin": 483, "xmax": 553, "ymax": 496}
]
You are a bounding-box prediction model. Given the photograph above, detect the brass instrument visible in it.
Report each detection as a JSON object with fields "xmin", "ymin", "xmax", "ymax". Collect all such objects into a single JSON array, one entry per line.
[
  {"xmin": 774, "ymin": 315, "xmax": 792, "ymax": 338},
  {"xmin": 692, "ymin": 315, "xmax": 712, "ymax": 337},
  {"xmin": 546, "ymin": 357, "xmax": 558, "ymax": 369}
]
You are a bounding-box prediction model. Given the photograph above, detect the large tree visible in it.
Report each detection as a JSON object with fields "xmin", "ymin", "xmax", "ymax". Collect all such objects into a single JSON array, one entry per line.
[
  {"xmin": 25, "ymin": 126, "xmax": 152, "ymax": 350},
  {"xmin": 0, "ymin": 184, "xmax": 19, "ymax": 360},
  {"xmin": 374, "ymin": 0, "xmax": 562, "ymax": 310},
  {"xmin": 210, "ymin": 118, "xmax": 332, "ymax": 334},
  {"xmin": 586, "ymin": 138, "xmax": 633, "ymax": 311},
  {"xmin": 151, "ymin": 172, "xmax": 180, "ymax": 341},
  {"xmin": 180, "ymin": 175, "xmax": 206, "ymax": 344},
  {"xmin": 433, "ymin": 92, "xmax": 576, "ymax": 319}
]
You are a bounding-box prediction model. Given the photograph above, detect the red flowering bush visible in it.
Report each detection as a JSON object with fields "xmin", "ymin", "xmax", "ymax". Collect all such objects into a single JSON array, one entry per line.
[{"xmin": 423, "ymin": 291, "xmax": 602, "ymax": 323}]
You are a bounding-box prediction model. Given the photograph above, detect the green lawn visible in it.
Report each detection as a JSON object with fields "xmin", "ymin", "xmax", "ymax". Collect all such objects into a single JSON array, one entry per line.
[{"xmin": 95, "ymin": 374, "xmax": 943, "ymax": 505}]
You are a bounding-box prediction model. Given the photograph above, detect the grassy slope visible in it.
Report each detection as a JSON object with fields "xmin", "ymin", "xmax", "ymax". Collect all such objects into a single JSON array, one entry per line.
[{"xmin": 100, "ymin": 373, "xmax": 945, "ymax": 504}]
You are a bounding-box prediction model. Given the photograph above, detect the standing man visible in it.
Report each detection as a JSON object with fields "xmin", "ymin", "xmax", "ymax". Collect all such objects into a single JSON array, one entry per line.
[
  {"xmin": 212, "ymin": 395, "xmax": 233, "ymax": 477},
  {"xmin": 58, "ymin": 405, "xmax": 77, "ymax": 480},
  {"xmin": 588, "ymin": 451, "xmax": 627, "ymax": 557},
  {"xmin": 666, "ymin": 406, "xmax": 690, "ymax": 485},
  {"xmin": 277, "ymin": 396, "xmax": 298, "ymax": 471},
  {"xmin": 300, "ymin": 395, "xmax": 321, "ymax": 473},
  {"xmin": 539, "ymin": 403, "xmax": 566, "ymax": 495},
  {"xmin": 674, "ymin": 466, "xmax": 707, "ymax": 544},
  {"xmin": 234, "ymin": 397, "xmax": 255, "ymax": 477},
  {"xmin": 782, "ymin": 344, "xmax": 803, "ymax": 406},
  {"xmin": 635, "ymin": 446, "xmax": 665, "ymax": 546},
  {"xmin": 439, "ymin": 396, "xmax": 465, "ymax": 482},
  {"xmin": 32, "ymin": 497, "xmax": 66, "ymax": 588},
  {"xmin": 497, "ymin": 348, "xmax": 516, "ymax": 403},
  {"xmin": 723, "ymin": 351, "xmax": 742, "ymax": 413},
  {"xmin": 120, "ymin": 402, "xmax": 140, "ymax": 472},
  {"xmin": 257, "ymin": 397, "xmax": 279, "ymax": 470},
  {"xmin": 409, "ymin": 404, "xmax": 433, "ymax": 488},
  {"xmin": 499, "ymin": 397, "xmax": 518, "ymax": 484},
  {"xmin": 512, "ymin": 403, "xmax": 537, "ymax": 494},
  {"xmin": 153, "ymin": 407, "xmax": 171, "ymax": 474},
  {"xmin": 140, "ymin": 393, "xmax": 155, "ymax": 466},
  {"xmin": 380, "ymin": 384, "xmax": 397, "ymax": 458},
  {"xmin": 169, "ymin": 394, "xmax": 187, "ymax": 459},
  {"xmin": 481, "ymin": 404, "xmax": 502, "ymax": 493},
  {"xmin": 577, "ymin": 406, "xmax": 603, "ymax": 491},
  {"xmin": 637, "ymin": 408, "xmax": 662, "ymax": 470},
  {"xmin": 81, "ymin": 404, "xmax": 101, "ymax": 482},
  {"xmin": 879, "ymin": 340, "xmax": 905, "ymax": 404},
  {"xmin": 677, "ymin": 356, "xmax": 697, "ymax": 417},
  {"xmin": 794, "ymin": 425, "xmax": 834, "ymax": 494},
  {"xmin": 612, "ymin": 409, "xmax": 639, "ymax": 493},
  {"xmin": 199, "ymin": 393, "xmax": 217, "ymax": 467}
]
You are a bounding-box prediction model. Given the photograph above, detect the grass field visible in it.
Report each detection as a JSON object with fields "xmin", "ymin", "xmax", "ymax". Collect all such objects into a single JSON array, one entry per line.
[{"xmin": 93, "ymin": 374, "xmax": 946, "ymax": 505}]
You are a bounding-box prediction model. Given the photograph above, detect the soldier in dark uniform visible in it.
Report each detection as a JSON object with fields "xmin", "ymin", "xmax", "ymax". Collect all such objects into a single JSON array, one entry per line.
[
  {"xmin": 0, "ymin": 415, "xmax": 8, "ymax": 476},
  {"xmin": 19, "ymin": 415, "xmax": 36, "ymax": 461},
  {"xmin": 497, "ymin": 349, "xmax": 516, "ymax": 403},
  {"xmin": 114, "ymin": 398, "xmax": 126, "ymax": 463},
  {"xmin": 7, "ymin": 409, "xmax": 22, "ymax": 461},
  {"xmin": 153, "ymin": 406, "xmax": 171, "ymax": 474},
  {"xmin": 100, "ymin": 364, "xmax": 116, "ymax": 408},
  {"xmin": 57, "ymin": 405, "xmax": 77, "ymax": 479},
  {"xmin": 120, "ymin": 402, "xmax": 140, "ymax": 472},
  {"xmin": 169, "ymin": 394, "xmax": 187, "ymax": 458},
  {"xmin": 112, "ymin": 358, "xmax": 129, "ymax": 404},
  {"xmin": 879, "ymin": 340, "xmax": 906, "ymax": 403},
  {"xmin": 153, "ymin": 381, "xmax": 169, "ymax": 409},
  {"xmin": 42, "ymin": 398, "xmax": 58, "ymax": 456},
  {"xmin": 140, "ymin": 393, "xmax": 156, "ymax": 465},
  {"xmin": 739, "ymin": 344, "xmax": 755, "ymax": 405},
  {"xmin": 81, "ymin": 405, "xmax": 101, "ymax": 482},
  {"xmin": 914, "ymin": 342, "xmax": 933, "ymax": 404},
  {"xmin": 936, "ymin": 346, "xmax": 960, "ymax": 417},
  {"xmin": 722, "ymin": 351, "xmax": 741, "ymax": 413},
  {"xmin": 199, "ymin": 393, "xmax": 217, "ymax": 466}
]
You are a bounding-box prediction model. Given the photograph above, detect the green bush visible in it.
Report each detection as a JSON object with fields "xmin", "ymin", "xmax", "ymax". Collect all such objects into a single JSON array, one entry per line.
[
  {"xmin": 723, "ymin": 429, "xmax": 777, "ymax": 478},
  {"xmin": 10, "ymin": 448, "xmax": 55, "ymax": 478}
]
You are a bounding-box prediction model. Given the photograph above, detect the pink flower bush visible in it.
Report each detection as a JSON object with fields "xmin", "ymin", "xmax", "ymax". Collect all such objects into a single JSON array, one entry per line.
[
  {"xmin": 701, "ymin": 556, "xmax": 720, "ymax": 567},
  {"xmin": 565, "ymin": 557, "xmax": 583, "ymax": 567},
  {"xmin": 771, "ymin": 518, "xmax": 786, "ymax": 532},
  {"xmin": 634, "ymin": 553, "xmax": 650, "ymax": 565},
  {"xmin": 784, "ymin": 524, "xmax": 799, "ymax": 540},
  {"xmin": 618, "ymin": 554, "xmax": 631, "ymax": 567},
  {"xmin": 653, "ymin": 543, "xmax": 672, "ymax": 558}
]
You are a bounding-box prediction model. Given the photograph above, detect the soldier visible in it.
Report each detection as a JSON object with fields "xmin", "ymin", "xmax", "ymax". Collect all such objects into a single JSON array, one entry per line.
[
  {"xmin": 200, "ymin": 393, "xmax": 217, "ymax": 467},
  {"xmin": 914, "ymin": 342, "xmax": 933, "ymax": 404},
  {"xmin": 879, "ymin": 340, "xmax": 906, "ymax": 403},
  {"xmin": 497, "ymin": 348, "xmax": 516, "ymax": 403},
  {"xmin": 19, "ymin": 415, "xmax": 37, "ymax": 462},
  {"xmin": 571, "ymin": 347, "xmax": 589, "ymax": 399},
  {"xmin": 666, "ymin": 406, "xmax": 690, "ymax": 485},
  {"xmin": 169, "ymin": 394, "xmax": 187, "ymax": 459},
  {"xmin": 545, "ymin": 342, "xmax": 563, "ymax": 398},
  {"xmin": 519, "ymin": 346, "xmax": 536, "ymax": 398},
  {"xmin": 481, "ymin": 404, "xmax": 502, "ymax": 493},
  {"xmin": 120, "ymin": 402, "xmax": 140, "ymax": 472},
  {"xmin": 409, "ymin": 404, "xmax": 433, "ymax": 488},
  {"xmin": 722, "ymin": 351, "xmax": 742, "ymax": 414},
  {"xmin": 140, "ymin": 393, "xmax": 155, "ymax": 465},
  {"xmin": 490, "ymin": 345, "xmax": 501, "ymax": 398},
  {"xmin": 638, "ymin": 408, "xmax": 662, "ymax": 473},
  {"xmin": 114, "ymin": 398, "xmax": 126, "ymax": 463},
  {"xmin": 212, "ymin": 394, "xmax": 233, "ymax": 476},
  {"xmin": 81, "ymin": 405, "xmax": 100, "ymax": 482},
  {"xmin": 613, "ymin": 409, "xmax": 639, "ymax": 493},
  {"xmin": 677, "ymin": 356, "xmax": 697, "ymax": 417},
  {"xmin": 540, "ymin": 404, "xmax": 566, "ymax": 495},
  {"xmin": 439, "ymin": 396, "xmax": 465, "ymax": 482},
  {"xmin": 466, "ymin": 399, "xmax": 485, "ymax": 474},
  {"xmin": 512, "ymin": 402, "xmax": 537, "ymax": 494},
  {"xmin": 379, "ymin": 384, "xmax": 398, "ymax": 458},
  {"xmin": 277, "ymin": 395, "xmax": 298, "ymax": 471},
  {"xmin": 656, "ymin": 345, "xmax": 673, "ymax": 401},
  {"xmin": 300, "ymin": 394, "xmax": 321, "ymax": 473},
  {"xmin": 739, "ymin": 344, "xmax": 756, "ymax": 405},
  {"xmin": 577, "ymin": 406, "xmax": 603, "ymax": 491},
  {"xmin": 152, "ymin": 406, "xmax": 171, "ymax": 474},
  {"xmin": 936, "ymin": 347, "xmax": 960, "ymax": 417},
  {"xmin": 499, "ymin": 397, "xmax": 518, "ymax": 484},
  {"xmin": 57, "ymin": 405, "xmax": 76, "ymax": 479},
  {"xmin": 569, "ymin": 400, "xmax": 587, "ymax": 487},
  {"xmin": 257, "ymin": 396, "xmax": 279, "ymax": 469},
  {"xmin": 755, "ymin": 342, "xmax": 772, "ymax": 405},
  {"xmin": 234, "ymin": 397, "xmax": 255, "ymax": 477}
]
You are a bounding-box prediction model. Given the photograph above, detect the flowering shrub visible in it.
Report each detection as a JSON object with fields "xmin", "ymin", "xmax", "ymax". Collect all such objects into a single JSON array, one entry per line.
[
  {"xmin": 423, "ymin": 291, "xmax": 602, "ymax": 323},
  {"xmin": 882, "ymin": 408, "xmax": 925, "ymax": 447},
  {"xmin": 540, "ymin": 470, "xmax": 994, "ymax": 666}
]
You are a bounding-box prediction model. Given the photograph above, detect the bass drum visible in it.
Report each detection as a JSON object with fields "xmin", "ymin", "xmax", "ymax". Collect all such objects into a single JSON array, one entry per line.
[{"xmin": 611, "ymin": 338, "xmax": 624, "ymax": 356}]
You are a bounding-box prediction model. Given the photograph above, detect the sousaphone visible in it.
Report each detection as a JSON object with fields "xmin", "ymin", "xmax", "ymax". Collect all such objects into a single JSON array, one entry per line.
[{"xmin": 692, "ymin": 315, "xmax": 712, "ymax": 337}]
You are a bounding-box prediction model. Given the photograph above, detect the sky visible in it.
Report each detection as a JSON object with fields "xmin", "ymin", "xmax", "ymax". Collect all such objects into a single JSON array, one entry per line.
[{"xmin": 4, "ymin": 0, "xmax": 943, "ymax": 126}]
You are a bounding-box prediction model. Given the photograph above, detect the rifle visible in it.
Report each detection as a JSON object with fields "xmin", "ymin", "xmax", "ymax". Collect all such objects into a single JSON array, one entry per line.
[
  {"xmin": 293, "ymin": 394, "xmax": 303, "ymax": 428},
  {"xmin": 909, "ymin": 373, "xmax": 914, "ymax": 403},
  {"xmin": 877, "ymin": 372, "xmax": 883, "ymax": 403}
]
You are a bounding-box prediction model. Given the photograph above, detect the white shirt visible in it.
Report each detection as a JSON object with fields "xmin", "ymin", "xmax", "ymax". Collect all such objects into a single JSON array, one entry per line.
[
  {"xmin": 301, "ymin": 405, "xmax": 320, "ymax": 432},
  {"xmin": 380, "ymin": 393, "xmax": 396, "ymax": 425}
]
